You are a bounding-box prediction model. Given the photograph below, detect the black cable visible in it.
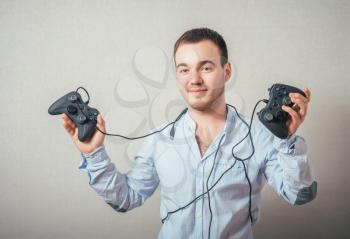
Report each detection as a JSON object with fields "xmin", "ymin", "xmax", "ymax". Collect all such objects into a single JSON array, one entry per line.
[
  {"xmin": 207, "ymin": 134, "xmax": 225, "ymax": 239},
  {"xmin": 227, "ymin": 100, "xmax": 267, "ymax": 223},
  {"xmin": 241, "ymin": 160, "xmax": 253, "ymax": 222},
  {"xmin": 95, "ymin": 122, "xmax": 174, "ymax": 140},
  {"xmin": 95, "ymin": 108, "xmax": 188, "ymax": 140},
  {"xmin": 161, "ymin": 142, "xmax": 239, "ymax": 224},
  {"xmin": 75, "ymin": 86, "xmax": 268, "ymax": 232},
  {"xmin": 76, "ymin": 87, "xmax": 90, "ymax": 104},
  {"xmin": 161, "ymin": 101, "xmax": 267, "ymax": 228},
  {"xmin": 75, "ymin": 87, "xmax": 188, "ymax": 141}
]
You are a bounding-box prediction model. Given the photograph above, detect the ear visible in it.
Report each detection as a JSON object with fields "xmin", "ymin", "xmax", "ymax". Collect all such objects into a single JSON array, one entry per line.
[{"xmin": 224, "ymin": 62, "xmax": 232, "ymax": 82}]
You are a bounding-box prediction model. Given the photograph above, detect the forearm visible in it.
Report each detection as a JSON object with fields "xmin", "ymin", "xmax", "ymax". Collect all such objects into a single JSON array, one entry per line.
[
  {"xmin": 264, "ymin": 134, "xmax": 317, "ymax": 205},
  {"xmin": 79, "ymin": 145, "xmax": 143, "ymax": 212}
]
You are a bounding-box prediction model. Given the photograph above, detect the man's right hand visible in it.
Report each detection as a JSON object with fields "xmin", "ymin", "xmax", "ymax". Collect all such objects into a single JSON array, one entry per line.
[{"xmin": 61, "ymin": 113, "xmax": 106, "ymax": 154}]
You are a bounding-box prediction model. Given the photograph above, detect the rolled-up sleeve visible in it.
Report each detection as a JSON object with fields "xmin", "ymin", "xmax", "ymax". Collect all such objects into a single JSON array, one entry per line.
[{"xmin": 262, "ymin": 133, "xmax": 317, "ymax": 205}]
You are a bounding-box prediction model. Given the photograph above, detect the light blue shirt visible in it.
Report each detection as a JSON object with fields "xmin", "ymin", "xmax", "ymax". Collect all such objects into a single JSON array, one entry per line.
[{"xmin": 79, "ymin": 105, "xmax": 317, "ymax": 239}]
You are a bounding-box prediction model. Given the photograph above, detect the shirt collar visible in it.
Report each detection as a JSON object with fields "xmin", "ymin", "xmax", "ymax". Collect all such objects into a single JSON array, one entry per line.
[{"xmin": 183, "ymin": 104, "xmax": 235, "ymax": 135}]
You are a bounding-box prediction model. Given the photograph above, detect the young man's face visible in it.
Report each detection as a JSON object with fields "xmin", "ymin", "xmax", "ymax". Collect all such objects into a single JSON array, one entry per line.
[{"xmin": 174, "ymin": 40, "xmax": 231, "ymax": 111}]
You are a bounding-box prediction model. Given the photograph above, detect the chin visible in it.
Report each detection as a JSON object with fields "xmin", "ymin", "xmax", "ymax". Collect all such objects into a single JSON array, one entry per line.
[
  {"xmin": 188, "ymin": 99, "xmax": 212, "ymax": 111},
  {"xmin": 181, "ymin": 89, "xmax": 221, "ymax": 111}
]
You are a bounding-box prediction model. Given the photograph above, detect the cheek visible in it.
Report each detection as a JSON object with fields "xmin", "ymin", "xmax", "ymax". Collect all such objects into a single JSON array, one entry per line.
[
  {"xmin": 176, "ymin": 80, "xmax": 187, "ymax": 95},
  {"xmin": 176, "ymin": 75, "xmax": 189, "ymax": 88},
  {"xmin": 203, "ymin": 72, "xmax": 225, "ymax": 88},
  {"xmin": 176, "ymin": 80, "xmax": 189, "ymax": 97}
]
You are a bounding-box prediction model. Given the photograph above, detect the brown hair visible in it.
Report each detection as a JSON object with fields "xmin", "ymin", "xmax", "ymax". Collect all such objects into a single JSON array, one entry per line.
[{"xmin": 173, "ymin": 28, "xmax": 228, "ymax": 66}]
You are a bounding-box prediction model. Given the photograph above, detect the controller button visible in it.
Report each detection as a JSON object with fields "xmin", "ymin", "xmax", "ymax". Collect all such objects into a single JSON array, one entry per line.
[
  {"xmin": 275, "ymin": 87, "xmax": 280, "ymax": 91},
  {"xmin": 277, "ymin": 92, "xmax": 282, "ymax": 97},
  {"xmin": 68, "ymin": 94, "xmax": 78, "ymax": 103},
  {"xmin": 264, "ymin": 112, "xmax": 274, "ymax": 122},
  {"xmin": 93, "ymin": 112, "xmax": 98, "ymax": 116},
  {"xmin": 272, "ymin": 102, "xmax": 278, "ymax": 107},
  {"xmin": 67, "ymin": 105, "xmax": 78, "ymax": 114},
  {"xmin": 282, "ymin": 97, "xmax": 292, "ymax": 105},
  {"xmin": 78, "ymin": 115, "xmax": 87, "ymax": 124}
]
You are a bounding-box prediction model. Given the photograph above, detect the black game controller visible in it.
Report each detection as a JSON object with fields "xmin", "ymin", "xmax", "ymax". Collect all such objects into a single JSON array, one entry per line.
[
  {"xmin": 48, "ymin": 89, "xmax": 99, "ymax": 142},
  {"xmin": 258, "ymin": 83, "xmax": 306, "ymax": 139}
]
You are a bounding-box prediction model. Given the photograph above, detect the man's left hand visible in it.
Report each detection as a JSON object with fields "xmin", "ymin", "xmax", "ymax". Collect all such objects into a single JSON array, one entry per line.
[{"xmin": 281, "ymin": 88, "xmax": 311, "ymax": 137}]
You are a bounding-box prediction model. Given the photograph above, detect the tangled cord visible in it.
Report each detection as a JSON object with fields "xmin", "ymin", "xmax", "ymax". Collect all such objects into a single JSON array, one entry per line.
[{"xmin": 75, "ymin": 87, "xmax": 267, "ymax": 239}]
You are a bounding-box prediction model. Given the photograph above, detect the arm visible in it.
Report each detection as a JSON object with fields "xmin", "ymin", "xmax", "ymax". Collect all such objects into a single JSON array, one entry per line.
[
  {"xmin": 61, "ymin": 112, "xmax": 159, "ymax": 212},
  {"xmin": 262, "ymin": 134, "xmax": 317, "ymax": 205},
  {"xmin": 261, "ymin": 88, "xmax": 317, "ymax": 205},
  {"xmin": 78, "ymin": 136, "xmax": 160, "ymax": 212}
]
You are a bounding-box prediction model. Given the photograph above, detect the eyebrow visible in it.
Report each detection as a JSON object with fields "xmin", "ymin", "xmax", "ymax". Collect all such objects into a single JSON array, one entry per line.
[{"xmin": 176, "ymin": 60, "xmax": 216, "ymax": 69}]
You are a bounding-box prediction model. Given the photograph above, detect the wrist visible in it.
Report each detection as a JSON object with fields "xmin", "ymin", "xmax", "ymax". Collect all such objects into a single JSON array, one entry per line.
[{"xmin": 82, "ymin": 145, "xmax": 104, "ymax": 157}]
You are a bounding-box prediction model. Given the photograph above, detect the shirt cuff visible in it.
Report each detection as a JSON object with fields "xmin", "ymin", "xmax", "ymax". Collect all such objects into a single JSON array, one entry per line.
[
  {"xmin": 273, "ymin": 134, "xmax": 298, "ymax": 154},
  {"xmin": 273, "ymin": 134, "xmax": 309, "ymax": 170},
  {"xmin": 82, "ymin": 145, "xmax": 105, "ymax": 158},
  {"xmin": 79, "ymin": 145, "xmax": 107, "ymax": 171}
]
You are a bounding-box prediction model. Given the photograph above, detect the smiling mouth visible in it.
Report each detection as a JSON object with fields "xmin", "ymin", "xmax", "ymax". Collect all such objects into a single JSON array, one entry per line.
[
  {"xmin": 188, "ymin": 88, "xmax": 207, "ymax": 93},
  {"xmin": 188, "ymin": 89, "xmax": 208, "ymax": 96}
]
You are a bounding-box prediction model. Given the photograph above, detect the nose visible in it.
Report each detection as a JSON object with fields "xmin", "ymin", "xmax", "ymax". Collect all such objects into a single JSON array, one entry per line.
[{"xmin": 189, "ymin": 71, "xmax": 203, "ymax": 85}]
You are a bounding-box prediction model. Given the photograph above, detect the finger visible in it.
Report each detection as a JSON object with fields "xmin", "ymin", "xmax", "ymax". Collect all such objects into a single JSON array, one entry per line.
[
  {"xmin": 290, "ymin": 93, "xmax": 308, "ymax": 104},
  {"xmin": 96, "ymin": 114, "xmax": 106, "ymax": 131},
  {"xmin": 295, "ymin": 103, "xmax": 307, "ymax": 121},
  {"xmin": 282, "ymin": 105, "xmax": 301, "ymax": 127},
  {"xmin": 97, "ymin": 114, "xmax": 104, "ymax": 125},
  {"xmin": 304, "ymin": 88, "xmax": 311, "ymax": 101},
  {"xmin": 61, "ymin": 114, "xmax": 75, "ymax": 127},
  {"xmin": 291, "ymin": 103, "xmax": 300, "ymax": 112},
  {"xmin": 299, "ymin": 105, "xmax": 307, "ymax": 120},
  {"xmin": 61, "ymin": 113, "xmax": 71, "ymax": 122},
  {"xmin": 62, "ymin": 120, "xmax": 75, "ymax": 137},
  {"xmin": 61, "ymin": 115, "xmax": 76, "ymax": 133},
  {"xmin": 291, "ymin": 98, "xmax": 308, "ymax": 120},
  {"xmin": 291, "ymin": 97, "xmax": 307, "ymax": 109},
  {"xmin": 65, "ymin": 118, "xmax": 76, "ymax": 131},
  {"xmin": 72, "ymin": 127, "xmax": 79, "ymax": 141},
  {"xmin": 61, "ymin": 113, "xmax": 69, "ymax": 123}
]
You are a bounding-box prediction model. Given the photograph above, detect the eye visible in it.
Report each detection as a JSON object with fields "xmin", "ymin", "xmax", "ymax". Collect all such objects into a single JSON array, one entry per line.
[
  {"xmin": 179, "ymin": 68, "xmax": 189, "ymax": 74},
  {"xmin": 201, "ymin": 65, "xmax": 213, "ymax": 72}
]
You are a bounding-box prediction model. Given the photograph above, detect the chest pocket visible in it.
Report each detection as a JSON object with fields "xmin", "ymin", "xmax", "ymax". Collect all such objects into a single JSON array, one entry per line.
[{"xmin": 212, "ymin": 158, "xmax": 245, "ymax": 183}]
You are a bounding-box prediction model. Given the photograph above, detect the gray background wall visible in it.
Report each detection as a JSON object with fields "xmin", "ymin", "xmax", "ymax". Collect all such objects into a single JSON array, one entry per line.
[{"xmin": 1, "ymin": 0, "xmax": 349, "ymax": 238}]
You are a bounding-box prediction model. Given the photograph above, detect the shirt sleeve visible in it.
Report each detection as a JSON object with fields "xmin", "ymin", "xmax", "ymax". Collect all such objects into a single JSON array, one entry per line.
[
  {"xmin": 78, "ymin": 135, "xmax": 160, "ymax": 213},
  {"xmin": 261, "ymin": 132, "xmax": 317, "ymax": 205}
]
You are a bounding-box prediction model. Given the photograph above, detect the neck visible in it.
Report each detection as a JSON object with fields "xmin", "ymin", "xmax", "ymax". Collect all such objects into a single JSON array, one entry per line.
[{"xmin": 188, "ymin": 96, "xmax": 227, "ymax": 126}]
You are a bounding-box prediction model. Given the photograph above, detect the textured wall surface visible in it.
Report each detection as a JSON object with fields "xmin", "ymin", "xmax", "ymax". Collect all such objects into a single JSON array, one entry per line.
[{"xmin": 0, "ymin": 0, "xmax": 349, "ymax": 238}]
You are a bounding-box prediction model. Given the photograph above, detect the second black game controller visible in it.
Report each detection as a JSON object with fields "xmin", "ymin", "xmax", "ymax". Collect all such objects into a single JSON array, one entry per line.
[
  {"xmin": 258, "ymin": 83, "xmax": 306, "ymax": 139},
  {"xmin": 48, "ymin": 89, "xmax": 99, "ymax": 142}
]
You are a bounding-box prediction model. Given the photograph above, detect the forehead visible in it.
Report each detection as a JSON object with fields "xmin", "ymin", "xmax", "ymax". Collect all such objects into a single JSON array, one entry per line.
[{"xmin": 175, "ymin": 40, "xmax": 221, "ymax": 66}]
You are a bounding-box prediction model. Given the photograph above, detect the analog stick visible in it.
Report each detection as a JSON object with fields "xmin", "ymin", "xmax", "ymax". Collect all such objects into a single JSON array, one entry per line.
[
  {"xmin": 67, "ymin": 105, "xmax": 78, "ymax": 114},
  {"xmin": 264, "ymin": 112, "xmax": 274, "ymax": 122}
]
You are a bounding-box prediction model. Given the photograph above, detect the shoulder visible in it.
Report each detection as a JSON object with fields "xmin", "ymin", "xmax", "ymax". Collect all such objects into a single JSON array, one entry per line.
[
  {"xmin": 229, "ymin": 109, "xmax": 272, "ymax": 140},
  {"xmin": 134, "ymin": 120, "xmax": 175, "ymax": 156}
]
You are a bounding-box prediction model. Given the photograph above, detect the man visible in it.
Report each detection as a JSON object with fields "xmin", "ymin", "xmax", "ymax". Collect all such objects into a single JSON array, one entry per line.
[{"xmin": 61, "ymin": 28, "xmax": 317, "ymax": 239}]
